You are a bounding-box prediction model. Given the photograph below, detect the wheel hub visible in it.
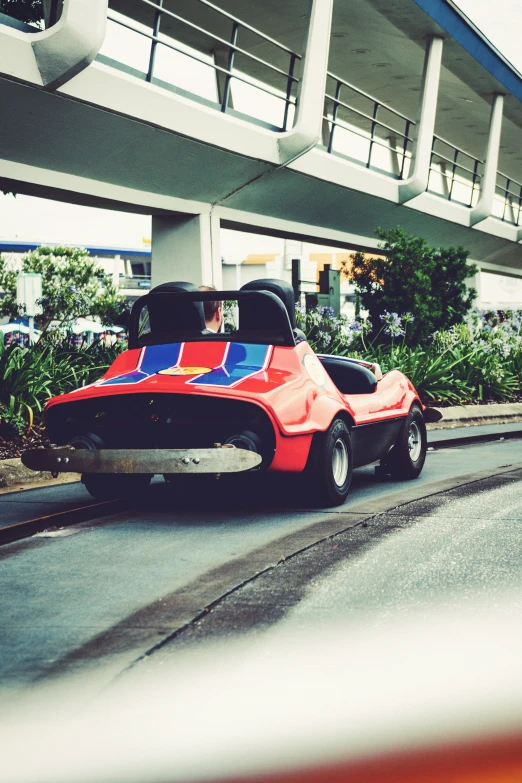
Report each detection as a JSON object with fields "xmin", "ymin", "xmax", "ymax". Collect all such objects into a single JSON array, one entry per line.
[
  {"xmin": 408, "ymin": 421, "xmax": 422, "ymax": 461},
  {"xmin": 332, "ymin": 437, "xmax": 349, "ymax": 487}
]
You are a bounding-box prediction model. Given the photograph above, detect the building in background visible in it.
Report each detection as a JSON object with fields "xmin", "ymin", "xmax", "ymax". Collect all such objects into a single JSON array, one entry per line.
[{"xmin": 0, "ymin": 240, "xmax": 151, "ymax": 305}]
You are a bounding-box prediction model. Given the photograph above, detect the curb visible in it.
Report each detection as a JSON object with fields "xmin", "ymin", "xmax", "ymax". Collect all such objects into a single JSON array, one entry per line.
[
  {"xmin": 0, "ymin": 458, "xmax": 80, "ymax": 494},
  {"xmin": 426, "ymin": 402, "xmax": 522, "ymax": 429},
  {"xmin": 0, "ymin": 497, "xmax": 124, "ymax": 546},
  {"xmin": 1, "ymin": 402, "xmax": 521, "ymax": 493}
]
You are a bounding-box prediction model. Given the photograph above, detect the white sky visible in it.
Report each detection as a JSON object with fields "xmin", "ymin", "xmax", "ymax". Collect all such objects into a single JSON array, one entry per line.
[
  {"xmin": 454, "ymin": 0, "xmax": 522, "ymax": 73},
  {"xmin": 1, "ymin": 1, "xmax": 521, "ymax": 283}
]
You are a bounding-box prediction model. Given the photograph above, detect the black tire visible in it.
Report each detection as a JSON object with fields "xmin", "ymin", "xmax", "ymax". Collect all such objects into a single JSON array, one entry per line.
[
  {"xmin": 306, "ymin": 418, "xmax": 353, "ymax": 507},
  {"xmin": 82, "ymin": 473, "xmax": 152, "ymax": 501},
  {"xmin": 387, "ymin": 404, "xmax": 427, "ymax": 480},
  {"xmin": 71, "ymin": 432, "xmax": 152, "ymax": 501}
]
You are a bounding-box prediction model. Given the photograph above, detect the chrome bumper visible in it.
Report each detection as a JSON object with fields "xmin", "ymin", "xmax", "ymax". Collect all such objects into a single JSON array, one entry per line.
[{"xmin": 21, "ymin": 445, "xmax": 262, "ymax": 475}]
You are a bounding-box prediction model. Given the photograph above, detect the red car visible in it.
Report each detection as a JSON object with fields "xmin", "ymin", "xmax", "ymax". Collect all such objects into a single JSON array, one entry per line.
[{"xmin": 23, "ymin": 280, "xmax": 436, "ymax": 507}]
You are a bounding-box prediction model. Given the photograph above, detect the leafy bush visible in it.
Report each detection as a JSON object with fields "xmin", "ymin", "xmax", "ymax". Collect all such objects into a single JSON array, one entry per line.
[
  {"xmin": 0, "ymin": 0, "xmax": 42, "ymax": 24},
  {"xmin": 344, "ymin": 227, "xmax": 478, "ymax": 344},
  {"xmin": 0, "ymin": 340, "xmax": 119, "ymax": 431},
  {"xmin": 297, "ymin": 305, "xmax": 522, "ymax": 405},
  {"xmin": 0, "ymin": 245, "xmax": 127, "ymax": 330},
  {"xmin": 295, "ymin": 305, "xmax": 360, "ymax": 355},
  {"xmin": 0, "ymin": 400, "xmax": 28, "ymax": 439},
  {"xmin": 0, "ymin": 304, "xmax": 520, "ymax": 446}
]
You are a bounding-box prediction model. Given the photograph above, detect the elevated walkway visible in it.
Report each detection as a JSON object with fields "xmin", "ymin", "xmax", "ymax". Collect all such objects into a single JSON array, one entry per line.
[{"xmin": 1, "ymin": 0, "xmax": 522, "ymax": 284}]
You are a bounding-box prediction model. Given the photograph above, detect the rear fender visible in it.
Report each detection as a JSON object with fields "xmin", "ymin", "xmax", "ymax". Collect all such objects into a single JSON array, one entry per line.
[
  {"xmin": 269, "ymin": 397, "xmax": 353, "ymax": 473},
  {"xmin": 305, "ymin": 394, "xmax": 354, "ymax": 434},
  {"xmin": 269, "ymin": 432, "xmax": 313, "ymax": 472}
]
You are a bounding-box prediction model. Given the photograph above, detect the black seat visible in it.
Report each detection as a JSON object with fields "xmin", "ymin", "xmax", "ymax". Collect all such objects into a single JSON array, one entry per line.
[
  {"xmin": 129, "ymin": 280, "xmax": 297, "ymax": 348},
  {"xmin": 319, "ymin": 355, "xmax": 377, "ymax": 395},
  {"xmin": 146, "ymin": 281, "xmax": 206, "ymax": 333},
  {"xmin": 240, "ymin": 278, "xmax": 305, "ymax": 343}
]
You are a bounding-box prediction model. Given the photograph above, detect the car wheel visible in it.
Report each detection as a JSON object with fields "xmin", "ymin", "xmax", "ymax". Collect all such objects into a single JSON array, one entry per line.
[
  {"xmin": 306, "ymin": 418, "xmax": 353, "ymax": 507},
  {"xmin": 82, "ymin": 473, "xmax": 152, "ymax": 501},
  {"xmin": 387, "ymin": 404, "xmax": 427, "ymax": 480},
  {"xmin": 70, "ymin": 433, "xmax": 152, "ymax": 501}
]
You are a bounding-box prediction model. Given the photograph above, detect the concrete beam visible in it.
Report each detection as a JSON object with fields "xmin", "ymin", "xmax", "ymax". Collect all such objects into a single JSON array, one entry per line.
[
  {"xmin": 398, "ymin": 36, "xmax": 444, "ymax": 205},
  {"xmin": 0, "ymin": 0, "xmax": 107, "ymax": 89},
  {"xmin": 0, "ymin": 157, "xmax": 210, "ymax": 216},
  {"xmin": 477, "ymin": 260, "xmax": 522, "ymax": 279}
]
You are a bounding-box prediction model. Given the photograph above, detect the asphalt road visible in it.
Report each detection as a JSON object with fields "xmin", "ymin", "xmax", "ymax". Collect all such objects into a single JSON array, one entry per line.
[
  {"xmin": 157, "ymin": 467, "xmax": 522, "ymax": 652},
  {"xmin": 1, "ymin": 422, "xmax": 520, "ymax": 529},
  {"xmin": 1, "ymin": 436, "xmax": 522, "ymax": 699}
]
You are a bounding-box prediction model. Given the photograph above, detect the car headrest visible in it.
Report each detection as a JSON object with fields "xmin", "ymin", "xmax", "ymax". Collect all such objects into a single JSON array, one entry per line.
[
  {"xmin": 239, "ymin": 278, "xmax": 296, "ymax": 331},
  {"xmin": 146, "ymin": 281, "xmax": 205, "ymax": 332}
]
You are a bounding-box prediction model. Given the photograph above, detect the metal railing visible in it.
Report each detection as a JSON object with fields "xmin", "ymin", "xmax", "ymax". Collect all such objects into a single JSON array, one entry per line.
[
  {"xmin": 323, "ymin": 72, "xmax": 415, "ymax": 177},
  {"xmin": 494, "ymin": 172, "xmax": 522, "ymax": 226},
  {"xmin": 428, "ymin": 135, "xmax": 483, "ymax": 208},
  {"xmin": 105, "ymin": 0, "xmax": 301, "ymax": 131},
  {"xmin": 99, "ymin": 7, "xmax": 522, "ymax": 227}
]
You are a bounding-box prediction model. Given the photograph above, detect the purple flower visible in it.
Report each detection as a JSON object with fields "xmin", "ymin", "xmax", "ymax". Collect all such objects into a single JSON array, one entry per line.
[{"xmin": 380, "ymin": 311, "xmax": 405, "ymax": 337}]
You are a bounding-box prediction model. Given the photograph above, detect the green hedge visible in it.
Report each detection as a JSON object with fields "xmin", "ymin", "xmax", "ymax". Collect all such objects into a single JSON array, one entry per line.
[
  {"xmin": 297, "ymin": 306, "xmax": 522, "ymax": 404},
  {"xmin": 0, "ymin": 340, "xmax": 119, "ymax": 432},
  {"xmin": 1, "ymin": 308, "xmax": 521, "ymax": 437}
]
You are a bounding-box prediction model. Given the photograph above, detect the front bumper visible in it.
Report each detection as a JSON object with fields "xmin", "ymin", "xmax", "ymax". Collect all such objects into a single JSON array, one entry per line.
[{"xmin": 21, "ymin": 445, "xmax": 262, "ymax": 475}]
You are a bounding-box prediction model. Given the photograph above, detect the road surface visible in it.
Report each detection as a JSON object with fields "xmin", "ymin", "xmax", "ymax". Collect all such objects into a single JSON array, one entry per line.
[{"xmin": 1, "ymin": 435, "xmax": 522, "ymax": 699}]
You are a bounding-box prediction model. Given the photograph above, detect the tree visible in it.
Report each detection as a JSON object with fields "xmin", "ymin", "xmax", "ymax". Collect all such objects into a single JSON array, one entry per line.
[
  {"xmin": 345, "ymin": 227, "xmax": 478, "ymax": 344},
  {"xmin": 0, "ymin": 245, "xmax": 127, "ymax": 329},
  {"xmin": 0, "ymin": 0, "xmax": 43, "ymax": 24}
]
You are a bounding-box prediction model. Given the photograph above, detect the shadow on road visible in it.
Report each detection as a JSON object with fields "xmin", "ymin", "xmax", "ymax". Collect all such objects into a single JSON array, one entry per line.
[{"xmin": 129, "ymin": 468, "xmax": 385, "ymax": 514}]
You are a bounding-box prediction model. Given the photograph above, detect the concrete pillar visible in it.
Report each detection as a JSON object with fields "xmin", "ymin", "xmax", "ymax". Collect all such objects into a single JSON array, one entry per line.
[
  {"xmin": 283, "ymin": 238, "xmax": 303, "ymax": 272},
  {"xmin": 321, "ymin": 117, "xmax": 331, "ymax": 147},
  {"xmin": 42, "ymin": 0, "xmax": 62, "ymax": 28},
  {"xmin": 439, "ymin": 162, "xmax": 451, "ymax": 198},
  {"xmin": 213, "ymin": 48, "xmax": 234, "ymax": 109},
  {"xmin": 278, "ymin": 0, "xmax": 333, "ymax": 164},
  {"xmin": 466, "ymin": 268, "xmax": 482, "ymax": 307},
  {"xmin": 470, "ymin": 93, "xmax": 504, "ymax": 226},
  {"xmin": 151, "ymin": 213, "xmax": 222, "ymax": 289},
  {"xmin": 387, "ymin": 136, "xmax": 401, "ymax": 178},
  {"xmin": 112, "ymin": 254, "xmax": 121, "ymax": 288},
  {"xmin": 398, "ymin": 36, "xmax": 443, "ymax": 204}
]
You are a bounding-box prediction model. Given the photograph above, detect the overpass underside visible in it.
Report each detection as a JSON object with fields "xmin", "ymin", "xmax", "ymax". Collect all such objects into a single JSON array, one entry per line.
[{"xmin": 1, "ymin": 0, "xmax": 522, "ymax": 284}]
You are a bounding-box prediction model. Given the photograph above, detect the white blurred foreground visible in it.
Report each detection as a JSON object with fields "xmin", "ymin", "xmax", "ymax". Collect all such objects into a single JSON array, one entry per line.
[{"xmin": 2, "ymin": 599, "xmax": 522, "ymax": 783}]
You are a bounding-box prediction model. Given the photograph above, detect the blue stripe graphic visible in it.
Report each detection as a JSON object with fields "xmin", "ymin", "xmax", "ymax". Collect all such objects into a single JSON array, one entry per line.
[
  {"xmin": 100, "ymin": 343, "xmax": 182, "ymax": 385},
  {"xmin": 189, "ymin": 343, "xmax": 269, "ymax": 387}
]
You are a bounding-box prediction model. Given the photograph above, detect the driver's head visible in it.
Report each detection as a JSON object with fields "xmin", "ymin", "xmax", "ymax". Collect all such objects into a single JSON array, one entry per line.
[{"xmin": 199, "ymin": 285, "xmax": 222, "ymax": 332}]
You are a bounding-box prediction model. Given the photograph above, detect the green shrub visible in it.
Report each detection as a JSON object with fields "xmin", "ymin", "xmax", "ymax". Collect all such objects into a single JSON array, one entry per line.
[
  {"xmin": 0, "ymin": 340, "xmax": 118, "ymax": 430},
  {"xmin": 0, "ymin": 400, "xmax": 28, "ymax": 439},
  {"xmin": 345, "ymin": 227, "xmax": 478, "ymax": 344},
  {"xmin": 295, "ymin": 305, "xmax": 360, "ymax": 355},
  {"xmin": 0, "ymin": 245, "xmax": 127, "ymax": 330},
  {"xmin": 0, "ymin": 0, "xmax": 42, "ymax": 25},
  {"xmin": 297, "ymin": 305, "xmax": 522, "ymax": 405}
]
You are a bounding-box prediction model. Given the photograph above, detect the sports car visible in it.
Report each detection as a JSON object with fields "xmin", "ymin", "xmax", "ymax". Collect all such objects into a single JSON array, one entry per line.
[{"xmin": 22, "ymin": 279, "xmax": 439, "ymax": 506}]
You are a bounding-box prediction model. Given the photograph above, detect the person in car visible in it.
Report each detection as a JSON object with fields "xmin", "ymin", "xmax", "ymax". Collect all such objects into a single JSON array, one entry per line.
[{"xmin": 199, "ymin": 285, "xmax": 222, "ymax": 332}]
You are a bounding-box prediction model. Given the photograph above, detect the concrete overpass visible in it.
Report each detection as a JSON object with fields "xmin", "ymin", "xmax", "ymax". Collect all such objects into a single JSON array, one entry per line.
[{"xmin": 1, "ymin": 0, "xmax": 522, "ymax": 287}]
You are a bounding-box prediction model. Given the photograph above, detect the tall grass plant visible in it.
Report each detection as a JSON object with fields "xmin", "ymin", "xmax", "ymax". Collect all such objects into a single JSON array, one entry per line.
[{"xmin": 296, "ymin": 306, "xmax": 522, "ymax": 404}]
